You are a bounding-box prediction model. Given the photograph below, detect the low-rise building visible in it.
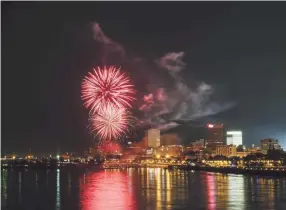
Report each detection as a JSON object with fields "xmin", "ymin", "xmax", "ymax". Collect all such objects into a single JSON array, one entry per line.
[
  {"xmin": 192, "ymin": 139, "xmax": 206, "ymax": 151},
  {"xmin": 261, "ymin": 138, "xmax": 281, "ymax": 154},
  {"xmin": 247, "ymin": 146, "xmax": 261, "ymax": 154},
  {"xmin": 236, "ymin": 151, "xmax": 250, "ymax": 158},
  {"xmin": 216, "ymin": 145, "xmax": 237, "ymax": 157},
  {"xmin": 154, "ymin": 145, "xmax": 184, "ymax": 158}
]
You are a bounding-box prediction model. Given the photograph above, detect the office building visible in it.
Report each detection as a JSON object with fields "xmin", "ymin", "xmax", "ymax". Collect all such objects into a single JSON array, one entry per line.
[
  {"xmin": 226, "ymin": 131, "xmax": 243, "ymax": 146},
  {"xmin": 260, "ymin": 138, "xmax": 281, "ymax": 154},
  {"xmin": 216, "ymin": 145, "xmax": 237, "ymax": 157},
  {"xmin": 206, "ymin": 124, "xmax": 224, "ymax": 150},
  {"xmin": 146, "ymin": 129, "xmax": 160, "ymax": 148}
]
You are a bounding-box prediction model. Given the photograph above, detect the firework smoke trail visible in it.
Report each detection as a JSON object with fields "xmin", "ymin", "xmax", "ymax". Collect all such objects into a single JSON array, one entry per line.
[
  {"xmin": 81, "ymin": 66, "xmax": 135, "ymax": 114},
  {"xmin": 89, "ymin": 21, "xmax": 235, "ymax": 133},
  {"xmin": 92, "ymin": 22, "xmax": 125, "ymax": 63},
  {"xmin": 140, "ymin": 52, "xmax": 235, "ymax": 130},
  {"xmin": 90, "ymin": 106, "xmax": 131, "ymax": 140}
]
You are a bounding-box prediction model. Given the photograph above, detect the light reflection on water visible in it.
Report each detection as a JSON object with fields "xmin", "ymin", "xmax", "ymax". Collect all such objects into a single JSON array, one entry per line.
[
  {"xmin": 56, "ymin": 169, "xmax": 60, "ymax": 210},
  {"xmin": 80, "ymin": 169, "xmax": 135, "ymax": 210},
  {"xmin": 1, "ymin": 168, "xmax": 286, "ymax": 210}
]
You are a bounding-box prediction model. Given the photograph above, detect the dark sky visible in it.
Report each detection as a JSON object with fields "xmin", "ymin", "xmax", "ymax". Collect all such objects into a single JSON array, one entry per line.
[{"xmin": 2, "ymin": 2, "xmax": 286, "ymax": 155}]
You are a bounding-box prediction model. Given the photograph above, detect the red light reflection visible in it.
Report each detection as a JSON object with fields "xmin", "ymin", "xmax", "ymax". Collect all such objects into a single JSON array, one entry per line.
[
  {"xmin": 80, "ymin": 170, "xmax": 135, "ymax": 210},
  {"xmin": 206, "ymin": 174, "xmax": 216, "ymax": 210}
]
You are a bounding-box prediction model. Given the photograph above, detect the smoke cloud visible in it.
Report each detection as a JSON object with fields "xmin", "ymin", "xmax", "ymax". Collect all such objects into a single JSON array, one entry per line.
[
  {"xmin": 157, "ymin": 52, "xmax": 186, "ymax": 73},
  {"xmin": 92, "ymin": 22, "xmax": 125, "ymax": 63},
  {"xmin": 91, "ymin": 22, "xmax": 235, "ymax": 131}
]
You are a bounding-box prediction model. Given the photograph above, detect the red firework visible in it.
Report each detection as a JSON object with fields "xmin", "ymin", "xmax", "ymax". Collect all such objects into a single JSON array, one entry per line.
[
  {"xmin": 90, "ymin": 106, "xmax": 130, "ymax": 140},
  {"xmin": 81, "ymin": 66, "xmax": 135, "ymax": 113}
]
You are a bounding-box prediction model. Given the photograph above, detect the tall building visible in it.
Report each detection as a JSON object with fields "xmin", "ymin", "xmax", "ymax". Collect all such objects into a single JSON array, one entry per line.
[
  {"xmin": 260, "ymin": 138, "xmax": 281, "ymax": 154},
  {"xmin": 206, "ymin": 124, "xmax": 224, "ymax": 150},
  {"xmin": 216, "ymin": 145, "xmax": 237, "ymax": 157},
  {"xmin": 226, "ymin": 131, "xmax": 243, "ymax": 146},
  {"xmin": 146, "ymin": 129, "xmax": 160, "ymax": 148}
]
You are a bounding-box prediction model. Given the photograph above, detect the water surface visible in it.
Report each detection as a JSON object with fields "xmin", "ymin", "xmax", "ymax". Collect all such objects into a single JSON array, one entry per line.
[{"xmin": 1, "ymin": 168, "xmax": 286, "ymax": 210}]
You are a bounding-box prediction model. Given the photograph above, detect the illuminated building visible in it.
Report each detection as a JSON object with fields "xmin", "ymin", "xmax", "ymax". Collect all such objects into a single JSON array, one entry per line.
[
  {"xmin": 146, "ymin": 129, "xmax": 160, "ymax": 148},
  {"xmin": 236, "ymin": 151, "xmax": 250, "ymax": 158},
  {"xmin": 192, "ymin": 139, "xmax": 206, "ymax": 151},
  {"xmin": 247, "ymin": 146, "xmax": 261, "ymax": 154},
  {"xmin": 154, "ymin": 145, "xmax": 183, "ymax": 158},
  {"xmin": 60, "ymin": 153, "xmax": 71, "ymax": 162},
  {"xmin": 206, "ymin": 124, "xmax": 224, "ymax": 150},
  {"xmin": 184, "ymin": 143, "xmax": 194, "ymax": 152},
  {"xmin": 160, "ymin": 133, "xmax": 179, "ymax": 146},
  {"xmin": 216, "ymin": 145, "xmax": 237, "ymax": 157},
  {"xmin": 260, "ymin": 138, "xmax": 282, "ymax": 154},
  {"xmin": 226, "ymin": 131, "xmax": 242, "ymax": 146}
]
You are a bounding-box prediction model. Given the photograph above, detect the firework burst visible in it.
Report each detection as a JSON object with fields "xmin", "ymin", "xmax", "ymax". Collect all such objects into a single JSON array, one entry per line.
[
  {"xmin": 90, "ymin": 106, "xmax": 131, "ymax": 140},
  {"xmin": 81, "ymin": 66, "xmax": 135, "ymax": 113}
]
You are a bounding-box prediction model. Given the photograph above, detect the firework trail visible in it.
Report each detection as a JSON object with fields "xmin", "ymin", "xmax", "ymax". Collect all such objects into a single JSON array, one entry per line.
[{"xmin": 81, "ymin": 66, "xmax": 135, "ymax": 114}]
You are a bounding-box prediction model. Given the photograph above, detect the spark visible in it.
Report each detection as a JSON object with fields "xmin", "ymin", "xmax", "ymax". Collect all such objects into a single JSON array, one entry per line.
[
  {"xmin": 90, "ymin": 106, "xmax": 130, "ymax": 140},
  {"xmin": 81, "ymin": 66, "xmax": 135, "ymax": 113}
]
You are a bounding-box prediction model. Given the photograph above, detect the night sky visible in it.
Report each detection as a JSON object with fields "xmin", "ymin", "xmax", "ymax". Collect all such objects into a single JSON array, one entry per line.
[{"xmin": 2, "ymin": 2, "xmax": 286, "ymax": 155}]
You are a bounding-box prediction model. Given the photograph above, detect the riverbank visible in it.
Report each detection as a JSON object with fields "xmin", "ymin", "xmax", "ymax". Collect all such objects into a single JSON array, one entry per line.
[
  {"xmin": 2, "ymin": 162, "xmax": 286, "ymax": 177},
  {"xmin": 168, "ymin": 165, "xmax": 286, "ymax": 177}
]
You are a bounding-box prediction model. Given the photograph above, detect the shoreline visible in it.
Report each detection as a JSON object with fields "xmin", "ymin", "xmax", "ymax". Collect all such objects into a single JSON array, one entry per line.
[
  {"xmin": 168, "ymin": 165, "xmax": 286, "ymax": 177},
  {"xmin": 2, "ymin": 163, "xmax": 286, "ymax": 177}
]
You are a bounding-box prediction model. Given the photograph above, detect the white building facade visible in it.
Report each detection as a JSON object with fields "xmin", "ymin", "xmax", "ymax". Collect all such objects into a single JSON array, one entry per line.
[{"xmin": 226, "ymin": 131, "xmax": 243, "ymax": 146}]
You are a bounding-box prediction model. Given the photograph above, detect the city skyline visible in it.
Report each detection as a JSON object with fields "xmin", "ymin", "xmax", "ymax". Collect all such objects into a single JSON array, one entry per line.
[{"xmin": 2, "ymin": 2, "xmax": 286, "ymax": 154}]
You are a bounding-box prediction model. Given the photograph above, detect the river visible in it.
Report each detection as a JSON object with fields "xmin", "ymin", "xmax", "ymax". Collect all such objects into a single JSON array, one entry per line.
[{"xmin": 1, "ymin": 168, "xmax": 286, "ymax": 210}]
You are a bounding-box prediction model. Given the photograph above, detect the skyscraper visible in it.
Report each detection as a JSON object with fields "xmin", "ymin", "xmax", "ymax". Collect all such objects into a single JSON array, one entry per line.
[
  {"xmin": 226, "ymin": 131, "xmax": 243, "ymax": 146},
  {"xmin": 206, "ymin": 124, "xmax": 224, "ymax": 150}
]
